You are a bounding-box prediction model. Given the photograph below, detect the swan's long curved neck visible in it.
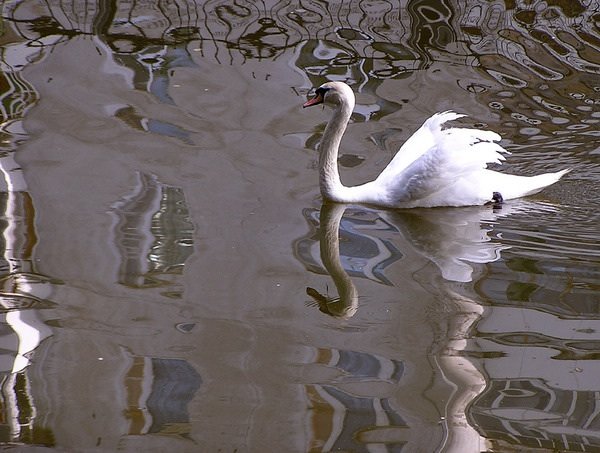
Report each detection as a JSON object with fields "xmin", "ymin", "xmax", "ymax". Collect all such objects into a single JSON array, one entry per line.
[
  {"xmin": 319, "ymin": 100, "xmax": 380, "ymax": 204},
  {"xmin": 319, "ymin": 102, "xmax": 352, "ymax": 200}
]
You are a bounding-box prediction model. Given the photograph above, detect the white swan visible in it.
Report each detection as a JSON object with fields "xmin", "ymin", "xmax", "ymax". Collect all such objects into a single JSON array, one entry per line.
[{"xmin": 303, "ymin": 81, "xmax": 569, "ymax": 208}]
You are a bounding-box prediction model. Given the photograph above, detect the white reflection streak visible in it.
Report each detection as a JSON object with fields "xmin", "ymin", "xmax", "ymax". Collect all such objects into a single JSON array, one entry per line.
[
  {"xmin": 0, "ymin": 156, "xmax": 53, "ymax": 370},
  {"xmin": 3, "ymin": 373, "xmax": 23, "ymax": 440},
  {"xmin": 435, "ymin": 335, "xmax": 487, "ymax": 452},
  {"xmin": 1, "ymin": 154, "xmax": 52, "ymax": 370},
  {"xmin": 0, "ymin": 154, "xmax": 51, "ymax": 438},
  {"xmin": 6, "ymin": 310, "xmax": 41, "ymax": 373}
]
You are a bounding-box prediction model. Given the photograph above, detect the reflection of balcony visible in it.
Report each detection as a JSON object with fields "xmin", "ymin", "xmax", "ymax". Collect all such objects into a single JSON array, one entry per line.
[
  {"xmin": 461, "ymin": 1, "xmax": 600, "ymax": 77},
  {"xmin": 5, "ymin": 0, "xmax": 598, "ymax": 86},
  {"xmin": 110, "ymin": 173, "xmax": 194, "ymax": 295},
  {"xmin": 0, "ymin": 0, "xmax": 425, "ymax": 90},
  {"xmin": 471, "ymin": 378, "xmax": 600, "ymax": 451}
]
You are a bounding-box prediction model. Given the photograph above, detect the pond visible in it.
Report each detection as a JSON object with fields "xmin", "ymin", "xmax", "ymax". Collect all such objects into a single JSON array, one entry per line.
[{"xmin": 0, "ymin": 0, "xmax": 599, "ymax": 451}]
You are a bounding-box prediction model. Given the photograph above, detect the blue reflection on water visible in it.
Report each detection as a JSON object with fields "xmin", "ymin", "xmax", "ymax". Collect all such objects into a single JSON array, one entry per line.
[{"xmin": 146, "ymin": 358, "xmax": 202, "ymax": 436}]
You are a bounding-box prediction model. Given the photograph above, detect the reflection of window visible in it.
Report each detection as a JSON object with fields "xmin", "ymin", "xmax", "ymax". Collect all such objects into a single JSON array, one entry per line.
[
  {"xmin": 111, "ymin": 173, "xmax": 194, "ymax": 294},
  {"xmin": 306, "ymin": 348, "xmax": 406, "ymax": 452},
  {"xmin": 124, "ymin": 356, "xmax": 202, "ymax": 439}
]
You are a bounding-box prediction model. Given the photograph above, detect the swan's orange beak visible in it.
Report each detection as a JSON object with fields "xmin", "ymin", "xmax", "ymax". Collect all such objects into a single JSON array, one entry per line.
[{"xmin": 303, "ymin": 92, "xmax": 324, "ymax": 108}]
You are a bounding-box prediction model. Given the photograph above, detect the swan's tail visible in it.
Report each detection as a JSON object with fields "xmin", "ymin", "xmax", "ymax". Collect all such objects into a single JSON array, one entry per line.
[
  {"xmin": 517, "ymin": 168, "xmax": 571, "ymax": 197},
  {"xmin": 491, "ymin": 168, "xmax": 571, "ymax": 200}
]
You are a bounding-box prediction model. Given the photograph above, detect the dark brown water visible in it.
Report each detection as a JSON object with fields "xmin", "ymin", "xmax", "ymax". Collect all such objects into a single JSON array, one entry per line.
[{"xmin": 0, "ymin": 1, "xmax": 599, "ymax": 452}]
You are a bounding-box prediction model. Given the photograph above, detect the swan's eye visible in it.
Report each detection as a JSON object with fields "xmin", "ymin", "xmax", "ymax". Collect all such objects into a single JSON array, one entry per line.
[{"xmin": 315, "ymin": 87, "xmax": 330, "ymax": 98}]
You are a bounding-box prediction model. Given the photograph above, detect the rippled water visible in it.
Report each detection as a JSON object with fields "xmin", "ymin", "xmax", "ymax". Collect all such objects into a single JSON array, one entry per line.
[{"xmin": 0, "ymin": 1, "xmax": 599, "ymax": 451}]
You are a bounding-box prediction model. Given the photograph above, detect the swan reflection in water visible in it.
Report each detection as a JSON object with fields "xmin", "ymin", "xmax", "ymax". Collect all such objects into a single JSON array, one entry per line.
[
  {"xmin": 302, "ymin": 201, "xmax": 550, "ymax": 318},
  {"xmin": 305, "ymin": 203, "xmax": 360, "ymax": 318}
]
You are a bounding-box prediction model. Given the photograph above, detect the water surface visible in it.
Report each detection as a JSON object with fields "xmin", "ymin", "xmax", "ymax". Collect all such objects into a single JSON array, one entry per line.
[{"xmin": 0, "ymin": 1, "xmax": 599, "ymax": 451}]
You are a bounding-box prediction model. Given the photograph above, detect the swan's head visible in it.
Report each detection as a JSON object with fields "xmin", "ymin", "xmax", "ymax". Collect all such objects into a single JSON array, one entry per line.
[{"xmin": 303, "ymin": 81, "xmax": 355, "ymax": 109}]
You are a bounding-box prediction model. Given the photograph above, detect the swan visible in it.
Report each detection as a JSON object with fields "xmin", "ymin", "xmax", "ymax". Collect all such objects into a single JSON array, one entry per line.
[{"xmin": 303, "ymin": 81, "xmax": 570, "ymax": 208}]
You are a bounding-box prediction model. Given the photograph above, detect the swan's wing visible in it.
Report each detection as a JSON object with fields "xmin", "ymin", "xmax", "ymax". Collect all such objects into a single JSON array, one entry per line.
[
  {"xmin": 375, "ymin": 115, "xmax": 509, "ymax": 204},
  {"xmin": 378, "ymin": 111, "xmax": 466, "ymax": 178}
]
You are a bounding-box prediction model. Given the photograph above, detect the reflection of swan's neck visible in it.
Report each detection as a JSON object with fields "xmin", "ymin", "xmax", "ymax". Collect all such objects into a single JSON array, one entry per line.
[
  {"xmin": 319, "ymin": 101, "xmax": 353, "ymax": 201},
  {"xmin": 319, "ymin": 203, "xmax": 358, "ymax": 318}
]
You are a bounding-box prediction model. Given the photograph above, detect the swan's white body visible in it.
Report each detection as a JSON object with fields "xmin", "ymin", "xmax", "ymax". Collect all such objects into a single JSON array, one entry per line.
[{"xmin": 303, "ymin": 82, "xmax": 569, "ymax": 208}]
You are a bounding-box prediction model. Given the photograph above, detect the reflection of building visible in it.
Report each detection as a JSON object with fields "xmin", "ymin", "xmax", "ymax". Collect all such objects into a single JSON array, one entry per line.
[
  {"xmin": 110, "ymin": 172, "xmax": 195, "ymax": 295},
  {"xmin": 0, "ymin": 22, "xmax": 59, "ymax": 446},
  {"xmin": 8, "ymin": 0, "xmax": 596, "ymax": 158},
  {"xmin": 468, "ymin": 227, "xmax": 600, "ymax": 451},
  {"xmin": 0, "ymin": 6, "xmax": 205, "ymax": 448}
]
